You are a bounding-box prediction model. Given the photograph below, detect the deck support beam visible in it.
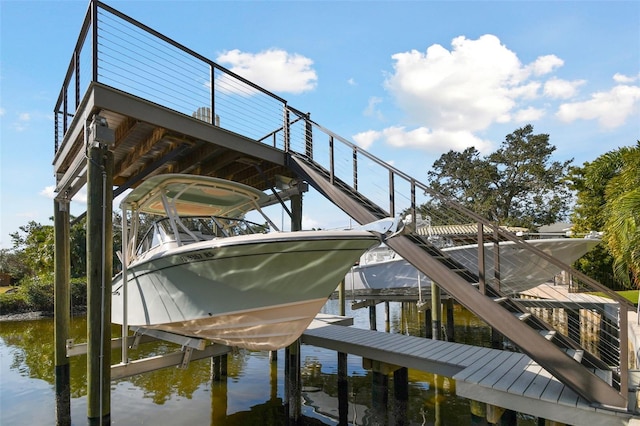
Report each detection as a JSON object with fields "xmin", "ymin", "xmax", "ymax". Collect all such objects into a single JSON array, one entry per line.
[
  {"xmin": 54, "ymin": 198, "xmax": 71, "ymax": 426},
  {"xmin": 87, "ymin": 143, "xmax": 114, "ymax": 425}
]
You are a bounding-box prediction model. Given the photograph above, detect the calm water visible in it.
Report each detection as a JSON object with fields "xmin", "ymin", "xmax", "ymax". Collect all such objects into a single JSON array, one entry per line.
[{"xmin": 0, "ymin": 299, "xmax": 536, "ymax": 425}]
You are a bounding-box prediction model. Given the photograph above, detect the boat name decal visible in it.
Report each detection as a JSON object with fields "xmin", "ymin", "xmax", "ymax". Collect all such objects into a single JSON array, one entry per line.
[{"xmin": 180, "ymin": 250, "xmax": 216, "ymax": 263}]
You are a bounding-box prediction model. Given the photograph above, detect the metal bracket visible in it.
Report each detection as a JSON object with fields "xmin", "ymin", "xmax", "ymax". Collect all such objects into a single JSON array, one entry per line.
[{"xmin": 179, "ymin": 347, "xmax": 194, "ymax": 369}]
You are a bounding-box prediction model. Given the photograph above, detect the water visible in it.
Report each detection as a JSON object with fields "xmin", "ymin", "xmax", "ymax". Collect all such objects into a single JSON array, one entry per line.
[{"xmin": 0, "ymin": 299, "xmax": 536, "ymax": 425}]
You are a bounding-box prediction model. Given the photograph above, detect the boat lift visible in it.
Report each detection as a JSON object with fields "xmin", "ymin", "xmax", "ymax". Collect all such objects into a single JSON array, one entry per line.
[{"xmin": 66, "ymin": 327, "xmax": 232, "ymax": 380}]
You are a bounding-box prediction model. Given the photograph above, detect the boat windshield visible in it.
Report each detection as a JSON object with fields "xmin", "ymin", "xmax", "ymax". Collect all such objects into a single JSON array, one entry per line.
[{"xmin": 135, "ymin": 215, "xmax": 269, "ymax": 257}]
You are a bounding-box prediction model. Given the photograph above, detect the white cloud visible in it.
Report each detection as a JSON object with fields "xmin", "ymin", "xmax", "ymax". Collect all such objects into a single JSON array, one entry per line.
[
  {"xmin": 513, "ymin": 107, "xmax": 545, "ymax": 122},
  {"xmin": 526, "ymin": 54, "xmax": 564, "ymax": 76},
  {"xmin": 353, "ymin": 130, "xmax": 381, "ymax": 150},
  {"xmin": 380, "ymin": 126, "xmax": 493, "ymax": 154},
  {"xmin": 0, "ymin": 108, "xmax": 5, "ymax": 117},
  {"xmin": 216, "ymin": 48, "xmax": 317, "ymax": 95},
  {"xmin": 363, "ymin": 96, "xmax": 383, "ymax": 120},
  {"xmin": 383, "ymin": 34, "xmax": 555, "ymax": 135},
  {"xmin": 9, "ymin": 111, "xmax": 32, "ymax": 132},
  {"xmin": 613, "ymin": 72, "xmax": 639, "ymax": 84},
  {"xmin": 302, "ymin": 215, "xmax": 322, "ymax": 230},
  {"xmin": 347, "ymin": 78, "xmax": 356, "ymax": 86},
  {"xmin": 556, "ymin": 84, "xmax": 640, "ymax": 128},
  {"xmin": 40, "ymin": 185, "xmax": 56, "ymax": 199},
  {"xmin": 543, "ymin": 77, "xmax": 586, "ymax": 99}
]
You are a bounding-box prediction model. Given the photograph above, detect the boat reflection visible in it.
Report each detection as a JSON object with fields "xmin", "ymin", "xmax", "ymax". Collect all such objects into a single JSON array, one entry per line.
[{"xmin": 0, "ymin": 299, "xmax": 541, "ymax": 425}]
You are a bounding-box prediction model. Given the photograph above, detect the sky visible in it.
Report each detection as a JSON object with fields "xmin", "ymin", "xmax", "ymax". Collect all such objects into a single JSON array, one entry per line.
[{"xmin": 1, "ymin": 0, "xmax": 639, "ymax": 249}]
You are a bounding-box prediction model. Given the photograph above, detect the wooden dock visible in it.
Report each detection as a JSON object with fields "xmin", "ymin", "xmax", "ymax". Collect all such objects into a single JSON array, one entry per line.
[{"xmin": 302, "ymin": 322, "xmax": 636, "ymax": 426}]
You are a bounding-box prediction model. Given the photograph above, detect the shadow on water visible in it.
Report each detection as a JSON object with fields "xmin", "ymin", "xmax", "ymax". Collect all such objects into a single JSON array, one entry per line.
[{"xmin": 0, "ymin": 299, "xmax": 537, "ymax": 425}]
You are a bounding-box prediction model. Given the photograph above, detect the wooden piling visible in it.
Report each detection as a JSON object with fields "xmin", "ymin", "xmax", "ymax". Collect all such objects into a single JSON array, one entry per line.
[
  {"xmin": 285, "ymin": 339, "xmax": 301, "ymax": 424},
  {"xmin": 369, "ymin": 304, "xmax": 377, "ymax": 331},
  {"xmin": 445, "ymin": 298, "xmax": 455, "ymax": 341},
  {"xmin": 210, "ymin": 357, "xmax": 228, "ymax": 424},
  {"xmin": 54, "ymin": 199, "xmax": 71, "ymax": 426},
  {"xmin": 392, "ymin": 367, "xmax": 408, "ymax": 426},
  {"xmin": 86, "ymin": 145, "xmax": 113, "ymax": 425},
  {"xmin": 431, "ymin": 282, "xmax": 442, "ymax": 340},
  {"xmin": 371, "ymin": 370, "xmax": 388, "ymax": 422},
  {"xmin": 338, "ymin": 279, "xmax": 345, "ymax": 317}
]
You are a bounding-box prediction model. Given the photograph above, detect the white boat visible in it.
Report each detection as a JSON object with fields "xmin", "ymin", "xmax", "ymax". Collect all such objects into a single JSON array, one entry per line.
[
  {"xmin": 112, "ymin": 174, "xmax": 391, "ymax": 351},
  {"xmin": 344, "ymin": 238, "xmax": 600, "ymax": 295}
]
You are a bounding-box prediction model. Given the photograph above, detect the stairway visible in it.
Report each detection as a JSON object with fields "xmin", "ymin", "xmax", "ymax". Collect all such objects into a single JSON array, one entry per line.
[{"xmin": 286, "ymin": 152, "xmax": 627, "ymax": 409}]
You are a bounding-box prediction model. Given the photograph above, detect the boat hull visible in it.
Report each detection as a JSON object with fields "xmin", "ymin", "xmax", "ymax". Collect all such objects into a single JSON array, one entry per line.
[
  {"xmin": 112, "ymin": 231, "xmax": 379, "ymax": 350},
  {"xmin": 345, "ymin": 238, "xmax": 600, "ymax": 294}
]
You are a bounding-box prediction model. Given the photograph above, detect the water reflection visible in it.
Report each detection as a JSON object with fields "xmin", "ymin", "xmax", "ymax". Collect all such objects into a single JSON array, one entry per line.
[{"xmin": 1, "ymin": 300, "xmax": 538, "ymax": 425}]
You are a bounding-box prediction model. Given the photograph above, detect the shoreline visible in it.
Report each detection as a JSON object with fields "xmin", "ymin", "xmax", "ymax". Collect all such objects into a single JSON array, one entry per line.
[{"xmin": 0, "ymin": 307, "xmax": 87, "ymax": 322}]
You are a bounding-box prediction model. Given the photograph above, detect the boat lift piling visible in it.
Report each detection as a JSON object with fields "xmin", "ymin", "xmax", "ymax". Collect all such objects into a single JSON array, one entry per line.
[
  {"xmin": 86, "ymin": 141, "xmax": 114, "ymax": 426},
  {"xmin": 285, "ymin": 186, "xmax": 303, "ymax": 424},
  {"xmin": 54, "ymin": 198, "xmax": 71, "ymax": 426}
]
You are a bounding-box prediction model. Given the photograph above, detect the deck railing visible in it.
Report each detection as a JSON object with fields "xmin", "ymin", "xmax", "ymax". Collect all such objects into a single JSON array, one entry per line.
[{"xmin": 54, "ymin": 0, "xmax": 633, "ymax": 400}]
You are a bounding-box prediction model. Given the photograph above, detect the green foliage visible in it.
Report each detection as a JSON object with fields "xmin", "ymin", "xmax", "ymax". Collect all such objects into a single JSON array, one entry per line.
[
  {"xmin": 0, "ymin": 291, "xmax": 31, "ymax": 314},
  {"xmin": 569, "ymin": 142, "xmax": 640, "ymax": 289},
  {"xmin": 8, "ymin": 221, "xmax": 55, "ymax": 279},
  {"xmin": 0, "ymin": 274, "xmax": 87, "ymax": 314},
  {"xmin": 427, "ymin": 124, "xmax": 572, "ymax": 229},
  {"xmin": 20, "ymin": 275, "xmax": 55, "ymax": 311}
]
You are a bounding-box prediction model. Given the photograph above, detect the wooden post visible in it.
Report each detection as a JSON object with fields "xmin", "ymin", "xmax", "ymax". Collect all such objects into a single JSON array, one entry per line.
[
  {"xmin": 54, "ymin": 198, "xmax": 71, "ymax": 426},
  {"xmin": 392, "ymin": 367, "xmax": 408, "ymax": 426},
  {"xmin": 338, "ymin": 279, "xmax": 346, "ymax": 317},
  {"xmin": 285, "ymin": 183, "xmax": 303, "ymax": 424},
  {"xmin": 290, "ymin": 191, "xmax": 302, "ymax": 232},
  {"xmin": 211, "ymin": 354, "xmax": 228, "ymax": 382},
  {"xmin": 210, "ymin": 357, "xmax": 228, "ymax": 424},
  {"xmin": 431, "ymin": 282, "xmax": 441, "ymax": 340},
  {"xmin": 371, "ymin": 370, "xmax": 388, "ymax": 423},
  {"xmin": 424, "ymin": 307, "xmax": 433, "ymax": 339},
  {"xmin": 469, "ymin": 400, "xmax": 486, "ymax": 425},
  {"xmin": 369, "ymin": 304, "xmax": 377, "ymax": 331},
  {"xmin": 445, "ymin": 298, "xmax": 455, "ymax": 342},
  {"xmin": 285, "ymin": 339, "xmax": 301, "ymax": 424},
  {"xmin": 270, "ymin": 355, "xmax": 278, "ymax": 401},
  {"xmin": 87, "ymin": 145, "xmax": 113, "ymax": 425}
]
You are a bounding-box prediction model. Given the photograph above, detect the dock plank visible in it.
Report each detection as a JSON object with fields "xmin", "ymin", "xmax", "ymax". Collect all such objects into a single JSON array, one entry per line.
[{"xmin": 301, "ymin": 322, "xmax": 631, "ymax": 426}]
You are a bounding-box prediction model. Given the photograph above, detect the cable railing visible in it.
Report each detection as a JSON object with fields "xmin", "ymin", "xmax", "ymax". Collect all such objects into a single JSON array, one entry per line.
[
  {"xmin": 53, "ymin": 0, "xmax": 632, "ymax": 402},
  {"xmin": 283, "ymin": 107, "xmax": 632, "ymax": 393},
  {"xmin": 54, "ymin": 1, "xmax": 289, "ymax": 155}
]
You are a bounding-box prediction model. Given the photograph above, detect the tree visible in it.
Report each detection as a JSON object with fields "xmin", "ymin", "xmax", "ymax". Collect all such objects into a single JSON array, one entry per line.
[
  {"xmin": 9, "ymin": 221, "xmax": 55, "ymax": 278},
  {"xmin": 568, "ymin": 142, "xmax": 640, "ymax": 288},
  {"xmin": 427, "ymin": 125, "xmax": 573, "ymax": 229},
  {"xmin": 605, "ymin": 144, "xmax": 640, "ymax": 287}
]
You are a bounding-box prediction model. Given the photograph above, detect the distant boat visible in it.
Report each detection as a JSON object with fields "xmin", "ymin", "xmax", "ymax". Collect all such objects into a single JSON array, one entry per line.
[
  {"xmin": 112, "ymin": 174, "xmax": 394, "ymax": 351},
  {"xmin": 344, "ymin": 238, "xmax": 600, "ymax": 295}
]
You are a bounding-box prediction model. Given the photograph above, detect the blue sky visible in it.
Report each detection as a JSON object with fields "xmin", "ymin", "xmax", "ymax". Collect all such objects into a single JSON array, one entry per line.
[{"xmin": 1, "ymin": 0, "xmax": 639, "ymax": 248}]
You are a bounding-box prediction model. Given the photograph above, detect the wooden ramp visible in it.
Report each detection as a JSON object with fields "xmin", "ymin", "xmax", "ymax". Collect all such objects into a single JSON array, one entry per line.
[{"xmin": 302, "ymin": 323, "xmax": 635, "ymax": 426}]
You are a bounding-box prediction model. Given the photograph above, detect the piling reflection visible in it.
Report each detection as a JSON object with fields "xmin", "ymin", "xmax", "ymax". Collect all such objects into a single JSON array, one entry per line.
[{"xmin": 0, "ymin": 299, "xmax": 544, "ymax": 425}]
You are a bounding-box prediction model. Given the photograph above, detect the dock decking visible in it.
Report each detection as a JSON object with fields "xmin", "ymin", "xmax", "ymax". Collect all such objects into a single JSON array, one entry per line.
[{"xmin": 302, "ymin": 322, "xmax": 635, "ymax": 426}]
